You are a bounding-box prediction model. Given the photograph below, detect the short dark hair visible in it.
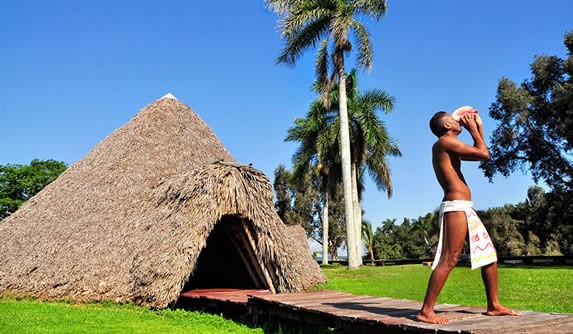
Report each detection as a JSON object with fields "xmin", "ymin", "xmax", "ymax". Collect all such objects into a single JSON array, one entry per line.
[{"xmin": 429, "ymin": 111, "xmax": 449, "ymax": 137}]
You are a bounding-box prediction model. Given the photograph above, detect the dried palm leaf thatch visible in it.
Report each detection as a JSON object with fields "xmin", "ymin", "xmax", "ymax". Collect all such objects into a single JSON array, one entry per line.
[{"xmin": 0, "ymin": 95, "xmax": 326, "ymax": 309}]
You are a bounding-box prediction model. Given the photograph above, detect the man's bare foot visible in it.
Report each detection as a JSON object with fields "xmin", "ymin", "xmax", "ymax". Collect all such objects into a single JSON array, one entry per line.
[
  {"xmin": 417, "ymin": 311, "xmax": 450, "ymax": 324},
  {"xmin": 486, "ymin": 305, "xmax": 522, "ymax": 316}
]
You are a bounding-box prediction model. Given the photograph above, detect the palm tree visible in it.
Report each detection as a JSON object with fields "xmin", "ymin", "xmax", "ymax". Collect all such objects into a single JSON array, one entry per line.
[
  {"xmin": 286, "ymin": 101, "xmax": 338, "ymax": 265},
  {"xmin": 288, "ymin": 69, "xmax": 399, "ymax": 266},
  {"xmin": 411, "ymin": 211, "xmax": 439, "ymax": 255},
  {"xmin": 267, "ymin": 0, "xmax": 389, "ymax": 269},
  {"xmin": 380, "ymin": 218, "xmax": 397, "ymax": 235},
  {"xmin": 361, "ymin": 220, "xmax": 375, "ymax": 263},
  {"xmin": 411, "ymin": 216, "xmax": 432, "ymax": 251},
  {"xmin": 322, "ymin": 69, "xmax": 401, "ymax": 258}
]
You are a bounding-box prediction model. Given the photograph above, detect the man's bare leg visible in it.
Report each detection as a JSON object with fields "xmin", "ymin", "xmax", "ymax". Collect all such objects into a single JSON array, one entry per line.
[
  {"xmin": 418, "ymin": 211, "xmax": 467, "ymax": 324},
  {"xmin": 481, "ymin": 262, "xmax": 522, "ymax": 316}
]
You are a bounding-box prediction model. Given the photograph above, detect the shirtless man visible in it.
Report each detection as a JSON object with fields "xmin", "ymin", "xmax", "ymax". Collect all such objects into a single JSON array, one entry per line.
[{"xmin": 417, "ymin": 108, "xmax": 521, "ymax": 324}]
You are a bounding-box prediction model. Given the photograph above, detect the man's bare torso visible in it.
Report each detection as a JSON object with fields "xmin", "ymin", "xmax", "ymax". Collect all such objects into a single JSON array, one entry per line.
[{"xmin": 432, "ymin": 137, "xmax": 472, "ymax": 201}]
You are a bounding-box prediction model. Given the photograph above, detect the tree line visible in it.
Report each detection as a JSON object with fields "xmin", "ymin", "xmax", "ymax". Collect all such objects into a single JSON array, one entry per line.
[
  {"xmin": 276, "ymin": 163, "xmax": 572, "ymax": 261},
  {"xmin": 0, "ymin": 159, "xmax": 67, "ymax": 219},
  {"xmin": 372, "ymin": 185, "xmax": 572, "ymax": 260}
]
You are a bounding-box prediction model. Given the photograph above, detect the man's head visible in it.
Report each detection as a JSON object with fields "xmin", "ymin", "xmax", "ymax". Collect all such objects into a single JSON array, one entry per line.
[{"xmin": 429, "ymin": 111, "xmax": 461, "ymax": 138}]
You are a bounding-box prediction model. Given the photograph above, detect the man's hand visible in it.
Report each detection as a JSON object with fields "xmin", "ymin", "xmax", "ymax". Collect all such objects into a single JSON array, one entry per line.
[
  {"xmin": 475, "ymin": 113, "xmax": 483, "ymax": 127},
  {"xmin": 459, "ymin": 114, "xmax": 478, "ymax": 132}
]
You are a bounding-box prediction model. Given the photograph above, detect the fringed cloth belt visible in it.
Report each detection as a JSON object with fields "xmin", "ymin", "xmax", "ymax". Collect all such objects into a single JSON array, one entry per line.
[{"xmin": 432, "ymin": 200, "xmax": 497, "ymax": 270}]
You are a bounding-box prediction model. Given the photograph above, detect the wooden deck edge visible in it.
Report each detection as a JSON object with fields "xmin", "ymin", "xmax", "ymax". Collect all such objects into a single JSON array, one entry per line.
[{"xmin": 247, "ymin": 295, "xmax": 432, "ymax": 334}]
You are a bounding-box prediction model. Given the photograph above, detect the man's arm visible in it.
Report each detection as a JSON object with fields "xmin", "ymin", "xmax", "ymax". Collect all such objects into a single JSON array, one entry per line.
[{"xmin": 444, "ymin": 115, "xmax": 489, "ymax": 161}]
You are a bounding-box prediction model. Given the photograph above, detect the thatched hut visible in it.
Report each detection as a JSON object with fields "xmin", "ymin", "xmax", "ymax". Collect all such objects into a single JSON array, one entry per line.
[{"xmin": 0, "ymin": 94, "xmax": 326, "ymax": 309}]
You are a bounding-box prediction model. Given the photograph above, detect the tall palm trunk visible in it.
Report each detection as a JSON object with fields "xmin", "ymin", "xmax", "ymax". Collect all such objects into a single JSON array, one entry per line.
[
  {"xmin": 322, "ymin": 187, "xmax": 329, "ymax": 265},
  {"xmin": 338, "ymin": 61, "xmax": 358, "ymax": 269},
  {"xmin": 356, "ymin": 200, "xmax": 363, "ymax": 261},
  {"xmin": 351, "ymin": 162, "xmax": 363, "ymax": 263},
  {"xmin": 422, "ymin": 231, "xmax": 431, "ymax": 250}
]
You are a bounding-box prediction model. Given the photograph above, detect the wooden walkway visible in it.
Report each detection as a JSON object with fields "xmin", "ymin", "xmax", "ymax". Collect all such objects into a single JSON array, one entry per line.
[{"xmin": 179, "ymin": 289, "xmax": 573, "ymax": 333}]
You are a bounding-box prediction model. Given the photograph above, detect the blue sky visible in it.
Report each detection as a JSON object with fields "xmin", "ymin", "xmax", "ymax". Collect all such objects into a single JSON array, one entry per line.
[{"xmin": 1, "ymin": 1, "xmax": 572, "ymax": 230}]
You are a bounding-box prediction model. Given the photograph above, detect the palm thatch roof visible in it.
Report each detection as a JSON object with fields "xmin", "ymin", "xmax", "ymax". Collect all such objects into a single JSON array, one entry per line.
[{"xmin": 0, "ymin": 95, "xmax": 326, "ymax": 309}]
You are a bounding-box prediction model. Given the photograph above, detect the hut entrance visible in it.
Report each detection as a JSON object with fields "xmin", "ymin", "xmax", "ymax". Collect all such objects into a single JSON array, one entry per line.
[{"xmin": 180, "ymin": 215, "xmax": 276, "ymax": 292}]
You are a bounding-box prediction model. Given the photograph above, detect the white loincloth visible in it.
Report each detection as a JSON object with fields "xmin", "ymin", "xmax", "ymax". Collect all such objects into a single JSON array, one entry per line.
[{"xmin": 432, "ymin": 200, "xmax": 497, "ymax": 270}]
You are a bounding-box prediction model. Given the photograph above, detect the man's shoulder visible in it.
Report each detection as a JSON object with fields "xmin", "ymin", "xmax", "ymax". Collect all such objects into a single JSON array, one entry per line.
[
  {"xmin": 437, "ymin": 134, "xmax": 462, "ymax": 146},
  {"xmin": 433, "ymin": 135, "xmax": 462, "ymax": 153}
]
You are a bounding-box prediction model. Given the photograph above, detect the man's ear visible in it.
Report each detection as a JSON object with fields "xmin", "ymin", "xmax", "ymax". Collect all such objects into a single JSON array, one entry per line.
[{"xmin": 443, "ymin": 121, "xmax": 452, "ymax": 130}]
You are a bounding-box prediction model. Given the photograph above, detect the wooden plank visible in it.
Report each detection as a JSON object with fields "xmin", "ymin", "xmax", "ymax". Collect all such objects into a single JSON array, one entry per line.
[
  {"xmin": 444, "ymin": 311, "xmax": 573, "ymax": 333},
  {"xmin": 183, "ymin": 288, "xmax": 271, "ymax": 295},
  {"xmin": 262, "ymin": 291, "xmax": 395, "ymax": 310},
  {"xmin": 290, "ymin": 293, "xmax": 387, "ymax": 308},
  {"xmin": 316, "ymin": 296, "xmax": 420, "ymax": 314},
  {"xmin": 321, "ymin": 300, "xmax": 419, "ymax": 319},
  {"xmin": 500, "ymin": 317, "xmax": 573, "ymax": 334},
  {"xmin": 322, "ymin": 295, "xmax": 402, "ymax": 316},
  {"xmin": 259, "ymin": 292, "xmax": 419, "ymax": 324},
  {"xmin": 444, "ymin": 310, "xmax": 556, "ymax": 331},
  {"xmin": 417, "ymin": 310, "xmax": 573, "ymax": 334},
  {"xmin": 180, "ymin": 288, "xmax": 271, "ymax": 304},
  {"xmin": 260, "ymin": 289, "xmax": 348, "ymax": 300},
  {"xmin": 253, "ymin": 290, "xmax": 348, "ymax": 304},
  {"xmin": 411, "ymin": 306, "xmax": 484, "ymax": 328}
]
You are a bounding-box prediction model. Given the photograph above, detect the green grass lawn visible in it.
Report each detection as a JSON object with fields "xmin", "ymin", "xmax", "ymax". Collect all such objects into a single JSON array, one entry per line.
[
  {"xmin": 319, "ymin": 263, "xmax": 573, "ymax": 314},
  {"xmin": 0, "ymin": 297, "xmax": 263, "ymax": 334},
  {"xmin": 1, "ymin": 264, "xmax": 571, "ymax": 333}
]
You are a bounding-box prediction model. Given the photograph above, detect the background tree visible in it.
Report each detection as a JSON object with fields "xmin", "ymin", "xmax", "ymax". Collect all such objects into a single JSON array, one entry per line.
[
  {"xmin": 286, "ymin": 99, "xmax": 338, "ymax": 264},
  {"xmin": 274, "ymin": 164, "xmax": 295, "ymax": 223},
  {"xmin": 273, "ymin": 164, "xmax": 346, "ymax": 260},
  {"xmin": 410, "ymin": 211, "xmax": 439, "ymax": 255},
  {"xmin": 372, "ymin": 217, "xmax": 435, "ymax": 261},
  {"xmin": 361, "ymin": 220, "xmax": 375, "ymax": 263},
  {"xmin": 519, "ymin": 186, "xmax": 573, "ymax": 255},
  {"xmin": 321, "ymin": 183, "xmax": 347, "ymax": 260},
  {"xmin": 286, "ymin": 69, "xmax": 399, "ymax": 264},
  {"xmin": 395, "ymin": 218, "xmax": 429, "ymax": 258},
  {"xmin": 0, "ymin": 159, "xmax": 67, "ymax": 219},
  {"xmin": 367, "ymin": 183, "xmax": 572, "ymax": 261},
  {"xmin": 267, "ymin": 0, "xmax": 389, "ymax": 269},
  {"xmin": 479, "ymin": 206, "xmax": 526, "ymax": 256},
  {"xmin": 480, "ymin": 30, "xmax": 573, "ymax": 256},
  {"xmin": 481, "ymin": 30, "xmax": 573, "ymax": 191},
  {"xmin": 273, "ymin": 164, "xmax": 318, "ymax": 235},
  {"xmin": 541, "ymin": 190, "xmax": 573, "ymax": 254},
  {"xmin": 524, "ymin": 231, "xmax": 542, "ymax": 256},
  {"xmin": 372, "ymin": 218, "xmax": 402, "ymax": 260}
]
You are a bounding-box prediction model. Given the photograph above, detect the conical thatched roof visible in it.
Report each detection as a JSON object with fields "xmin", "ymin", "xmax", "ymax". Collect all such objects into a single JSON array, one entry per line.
[{"xmin": 0, "ymin": 95, "xmax": 326, "ymax": 309}]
